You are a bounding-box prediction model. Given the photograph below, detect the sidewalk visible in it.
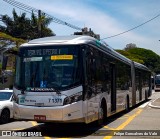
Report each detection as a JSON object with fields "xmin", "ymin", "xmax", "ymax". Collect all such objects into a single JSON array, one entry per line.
[{"xmin": 149, "ymin": 97, "xmax": 160, "ymax": 109}]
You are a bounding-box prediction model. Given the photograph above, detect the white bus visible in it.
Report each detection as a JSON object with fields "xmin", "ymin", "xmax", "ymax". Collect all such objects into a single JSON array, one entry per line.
[
  {"xmin": 154, "ymin": 74, "xmax": 160, "ymax": 91},
  {"xmin": 13, "ymin": 36, "xmax": 152, "ymax": 125}
]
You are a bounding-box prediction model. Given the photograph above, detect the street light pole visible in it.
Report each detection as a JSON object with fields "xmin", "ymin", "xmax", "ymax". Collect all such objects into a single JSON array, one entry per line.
[{"xmin": 38, "ymin": 10, "xmax": 42, "ymax": 38}]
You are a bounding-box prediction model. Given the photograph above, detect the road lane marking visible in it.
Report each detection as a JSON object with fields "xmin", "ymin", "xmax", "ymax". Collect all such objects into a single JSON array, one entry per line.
[
  {"xmin": 11, "ymin": 121, "xmax": 70, "ymax": 139},
  {"xmin": 104, "ymin": 126, "xmax": 116, "ymax": 130},
  {"xmin": 44, "ymin": 137, "xmax": 52, "ymax": 139},
  {"xmin": 30, "ymin": 121, "xmax": 43, "ymax": 132},
  {"xmin": 123, "ymin": 114, "xmax": 130, "ymax": 117},
  {"xmin": 30, "ymin": 122, "xmax": 53, "ymax": 139},
  {"xmin": 117, "ymin": 116, "xmax": 129, "ymax": 120},
  {"xmin": 103, "ymin": 114, "xmax": 130, "ymax": 129},
  {"xmin": 103, "ymin": 109, "xmax": 143, "ymax": 139},
  {"xmin": 12, "ymin": 128, "xmax": 26, "ymax": 130},
  {"xmin": 31, "ymin": 121, "xmax": 38, "ymax": 126},
  {"xmin": 30, "ymin": 122, "xmax": 71, "ymax": 139},
  {"xmin": 11, "ymin": 121, "xmax": 39, "ymax": 131},
  {"xmin": 139, "ymin": 102, "xmax": 150, "ymax": 108},
  {"xmin": 116, "ymin": 109, "xmax": 142, "ymax": 130}
]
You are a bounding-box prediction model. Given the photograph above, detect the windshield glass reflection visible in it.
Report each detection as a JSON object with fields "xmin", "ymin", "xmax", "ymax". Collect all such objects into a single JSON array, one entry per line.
[{"xmin": 15, "ymin": 45, "xmax": 82, "ymax": 91}]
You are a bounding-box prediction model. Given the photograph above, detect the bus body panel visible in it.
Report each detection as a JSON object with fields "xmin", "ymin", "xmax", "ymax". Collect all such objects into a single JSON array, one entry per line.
[
  {"xmin": 13, "ymin": 86, "xmax": 85, "ymax": 122},
  {"xmin": 14, "ymin": 101, "xmax": 84, "ymax": 122}
]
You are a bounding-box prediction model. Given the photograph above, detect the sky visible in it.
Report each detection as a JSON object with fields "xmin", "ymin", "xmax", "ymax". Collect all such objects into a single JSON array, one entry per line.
[{"xmin": 0, "ymin": 0, "xmax": 160, "ymax": 54}]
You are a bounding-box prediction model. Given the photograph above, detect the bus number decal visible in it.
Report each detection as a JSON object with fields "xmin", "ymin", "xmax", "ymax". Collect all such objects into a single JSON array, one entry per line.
[{"xmin": 48, "ymin": 98, "xmax": 62, "ymax": 103}]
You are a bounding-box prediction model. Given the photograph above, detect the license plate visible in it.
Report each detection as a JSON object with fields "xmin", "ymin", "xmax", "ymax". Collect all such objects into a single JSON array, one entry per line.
[
  {"xmin": 35, "ymin": 103, "xmax": 44, "ymax": 106},
  {"xmin": 34, "ymin": 115, "xmax": 46, "ymax": 121}
]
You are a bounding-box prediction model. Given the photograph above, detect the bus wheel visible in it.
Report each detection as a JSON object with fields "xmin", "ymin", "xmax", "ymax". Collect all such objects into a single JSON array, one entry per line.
[
  {"xmin": 125, "ymin": 96, "xmax": 130, "ymax": 112},
  {"xmin": 97, "ymin": 102, "xmax": 106, "ymax": 126}
]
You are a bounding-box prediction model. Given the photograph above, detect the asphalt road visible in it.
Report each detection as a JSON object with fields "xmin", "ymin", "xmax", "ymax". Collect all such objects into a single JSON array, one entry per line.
[{"xmin": 0, "ymin": 91, "xmax": 160, "ymax": 139}]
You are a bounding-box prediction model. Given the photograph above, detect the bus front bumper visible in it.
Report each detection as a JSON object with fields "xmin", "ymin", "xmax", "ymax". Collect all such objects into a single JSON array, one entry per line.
[{"xmin": 13, "ymin": 101, "xmax": 85, "ymax": 123}]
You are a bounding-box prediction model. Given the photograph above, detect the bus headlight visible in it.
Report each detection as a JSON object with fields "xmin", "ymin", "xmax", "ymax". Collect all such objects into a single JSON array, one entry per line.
[{"xmin": 63, "ymin": 92, "xmax": 82, "ymax": 105}]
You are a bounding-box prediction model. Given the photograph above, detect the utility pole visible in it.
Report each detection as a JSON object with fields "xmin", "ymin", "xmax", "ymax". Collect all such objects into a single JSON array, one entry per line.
[
  {"xmin": 74, "ymin": 27, "xmax": 100, "ymax": 40},
  {"xmin": 38, "ymin": 10, "xmax": 42, "ymax": 38}
]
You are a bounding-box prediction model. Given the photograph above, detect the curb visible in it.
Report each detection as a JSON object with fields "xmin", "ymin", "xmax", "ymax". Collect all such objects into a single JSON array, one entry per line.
[{"xmin": 148, "ymin": 98, "xmax": 160, "ymax": 109}]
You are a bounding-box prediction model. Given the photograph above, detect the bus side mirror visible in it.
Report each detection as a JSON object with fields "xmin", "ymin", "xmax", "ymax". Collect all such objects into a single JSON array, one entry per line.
[{"xmin": 2, "ymin": 55, "xmax": 8, "ymax": 70}]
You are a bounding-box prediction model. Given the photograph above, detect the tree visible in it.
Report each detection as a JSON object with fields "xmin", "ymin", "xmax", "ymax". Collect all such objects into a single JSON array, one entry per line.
[
  {"xmin": 124, "ymin": 43, "xmax": 137, "ymax": 51},
  {"xmin": 127, "ymin": 47, "xmax": 160, "ymax": 73},
  {"xmin": 0, "ymin": 32, "xmax": 25, "ymax": 48},
  {"xmin": 116, "ymin": 49, "xmax": 144, "ymax": 64},
  {"xmin": 0, "ymin": 32, "xmax": 26, "ymax": 72},
  {"xmin": 0, "ymin": 32, "xmax": 25, "ymax": 87},
  {"xmin": 117, "ymin": 46, "xmax": 160, "ymax": 74},
  {"xmin": 0, "ymin": 9, "xmax": 55, "ymax": 40},
  {"xmin": 30, "ymin": 11, "xmax": 54, "ymax": 39}
]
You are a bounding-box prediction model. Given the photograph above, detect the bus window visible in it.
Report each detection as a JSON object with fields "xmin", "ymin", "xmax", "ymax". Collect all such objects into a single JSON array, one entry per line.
[
  {"xmin": 15, "ymin": 45, "xmax": 82, "ymax": 91},
  {"xmin": 155, "ymin": 75, "xmax": 160, "ymax": 91}
]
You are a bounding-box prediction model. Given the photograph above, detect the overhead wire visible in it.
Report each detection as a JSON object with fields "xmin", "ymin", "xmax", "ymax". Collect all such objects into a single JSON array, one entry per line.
[
  {"xmin": 5, "ymin": 0, "xmax": 38, "ymax": 12},
  {"xmin": 3, "ymin": 0, "xmax": 36, "ymax": 15},
  {"xmin": 2, "ymin": 0, "xmax": 82, "ymax": 30},
  {"xmin": 101, "ymin": 13, "xmax": 160, "ymax": 40},
  {"xmin": 4, "ymin": 0, "xmax": 159, "ymax": 38}
]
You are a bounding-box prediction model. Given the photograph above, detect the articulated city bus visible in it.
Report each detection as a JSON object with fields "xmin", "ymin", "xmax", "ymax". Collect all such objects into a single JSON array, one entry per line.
[{"xmin": 13, "ymin": 36, "xmax": 152, "ymax": 125}]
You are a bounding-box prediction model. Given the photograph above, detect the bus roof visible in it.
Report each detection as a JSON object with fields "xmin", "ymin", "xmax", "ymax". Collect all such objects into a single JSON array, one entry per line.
[
  {"xmin": 23, "ymin": 35, "xmax": 95, "ymax": 45},
  {"xmin": 21, "ymin": 35, "xmax": 150, "ymax": 71},
  {"xmin": 21, "ymin": 35, "xmax": 128, "ymax": 62},
  {"xmin": 134, "ymin": 62, "xmax": 149, "ymax": 71}
]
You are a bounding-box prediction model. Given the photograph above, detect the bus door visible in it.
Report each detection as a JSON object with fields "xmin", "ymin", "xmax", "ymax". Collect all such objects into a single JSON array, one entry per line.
[
  {"xmin": 135, "ymin": 70, "xmax": 142, "ymax": 102},
  {"xmin": 110, "ymin": 63, "xmax": 116, "ymax": 112},
  {"xmin": 85, "ymin": 47, "xmax": 98, "ymax": 123}
]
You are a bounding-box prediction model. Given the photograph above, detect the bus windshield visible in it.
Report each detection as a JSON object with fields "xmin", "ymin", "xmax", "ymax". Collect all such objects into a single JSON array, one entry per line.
[
  {"xmin": 155, "ymin": 75, "xmax": 160, "ymax": 84},
  {"xmin": 15, "ymin": 45, "xmax": 82, "ymax": 91}
]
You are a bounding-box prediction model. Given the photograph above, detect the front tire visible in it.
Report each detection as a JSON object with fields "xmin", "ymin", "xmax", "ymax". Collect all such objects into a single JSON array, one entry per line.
[{"xmin": 97, "ymin": 102, "xmax": 106, "ymax": 126}]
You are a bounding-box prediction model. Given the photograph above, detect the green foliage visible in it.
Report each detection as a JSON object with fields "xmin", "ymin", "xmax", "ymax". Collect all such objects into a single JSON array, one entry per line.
[
  {"xmin": 116, "ymin": 48, "xmax": 160, "ymax": 74},
  {"xmin": 0, "ymin": 31, "xmax": 25, "ymax": 54},
  {"xmin": 0, "ymin": 32, "xmax": 25, "ymax": 44},
  {"xmin": 0, "ymin": 32, "xmax": 24, "ymax": 73},
  {"xmin": 127, "ymin": 48, "xmax": 160, "ymax": 72},
  {"xmin": 0, "ymin": 9, "xmax": 55, "ymax": 40},
  {"xmin": 116, "ymin": 49, "xmax": 144, "ymax": 64}
]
